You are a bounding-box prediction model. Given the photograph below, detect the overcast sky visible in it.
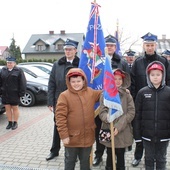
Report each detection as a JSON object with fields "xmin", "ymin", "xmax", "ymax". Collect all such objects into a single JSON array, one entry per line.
[{"xmin": 0, "ymin": 0, "xmax": 169, "ymax": 52}]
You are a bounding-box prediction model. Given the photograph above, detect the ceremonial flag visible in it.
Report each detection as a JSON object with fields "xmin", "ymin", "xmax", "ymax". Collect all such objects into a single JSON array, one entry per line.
[
  {"xmin": 115, "ymin": 30, "xmax": 122, "ymax": 57},
  {"xmin": 103, "ymin": 54, "xmax": 123, "ymax": 123},
  {"xmin": 79, "ymin": 2, "xmax": 105, "ymax": 91}
]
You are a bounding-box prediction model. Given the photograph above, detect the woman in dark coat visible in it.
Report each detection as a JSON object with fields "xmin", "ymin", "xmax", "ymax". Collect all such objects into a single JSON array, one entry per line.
[{"xmin": 0, "ymin": 56, "xmax": 26, "ymax": 130}]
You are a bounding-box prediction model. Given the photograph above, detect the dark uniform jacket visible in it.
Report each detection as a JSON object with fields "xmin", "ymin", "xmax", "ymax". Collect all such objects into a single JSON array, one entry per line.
[
  {"xmin": 111, "ymin": 53, "xmax": 130, "ymax": 74},
  {"xmin": 131, "ymin": 52, "xmax": 170, "ymax": 100},
  {"xmin": 0, "ymin": 66, "xmax": 26, "ymax": 104},
  {"xmin": 133, "ymin": 61, "xmax": 170, "ymax": 143},
  {"xmin": 47, "ymin": 56, "xmax": 79, "ymax": 107}
]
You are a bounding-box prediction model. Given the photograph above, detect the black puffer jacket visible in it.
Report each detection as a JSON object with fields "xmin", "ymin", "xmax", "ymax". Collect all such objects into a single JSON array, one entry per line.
[
  {"xmin": 133, "ymin": 61, "xmax": 170, "ymax": 143},
  {"xmin": 47, "ymin": 56, "xmax": 79, "ymax": 107},
  {"xmin": 131, "ymin": 52, "xmax": 170, "ymax": 100}
]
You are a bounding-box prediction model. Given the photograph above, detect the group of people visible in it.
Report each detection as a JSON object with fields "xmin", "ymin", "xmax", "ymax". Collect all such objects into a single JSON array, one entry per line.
[
  {"xmin": 1, "ymin": 31, "xmax": 170, "ymax": 170},
  {"xmin": 45, "ymin": 32, "xmax": 170, "ymax": 170}
]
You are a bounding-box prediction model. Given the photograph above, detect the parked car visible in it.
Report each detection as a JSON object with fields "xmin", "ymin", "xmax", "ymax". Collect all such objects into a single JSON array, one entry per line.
[
  {"xmin": 18, "ymin": 62, "xmax": 53, "ymax": 67},
  {"xmin": 0, "ymin": 65, "xmax": 48, "ymax": 107},
  {"xmin": 0, "ymin": 66, "xmax": 5, "ymax": 114},
  {"xmin": 0, "ymin": 97, "xmax": 5, "ymax": 114},
  {"xmin": 17, "ymin": 65, "xmax": 49, "ymax": 79},
  {"xmin": 18, "ymin": 62, "xmax": 53, "ymax": 75},
  {"xmin": 20, "ymin": 80, "xmax": 48, "ymax": 107},
  {"xmin": 20, "ymin": 71, "xmax": 48, "ymax": 107}
]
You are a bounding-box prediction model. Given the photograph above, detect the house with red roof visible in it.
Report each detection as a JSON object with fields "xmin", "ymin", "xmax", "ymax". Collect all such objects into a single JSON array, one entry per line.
[{"xmin": 0, "ymin": 46, "xmax": 10, "ymax": 60}]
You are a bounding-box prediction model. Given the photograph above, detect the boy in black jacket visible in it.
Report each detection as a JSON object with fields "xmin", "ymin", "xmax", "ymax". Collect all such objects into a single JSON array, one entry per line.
[{"xmin": 133, "ymin": 61, "xmax": 170, "ymax": 170}]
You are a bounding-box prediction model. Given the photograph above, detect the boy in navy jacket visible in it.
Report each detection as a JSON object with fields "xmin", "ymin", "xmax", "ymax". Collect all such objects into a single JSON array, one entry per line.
[{"xmin": 133, "ymin": 61, "xmax": 170, "ymax": 170}]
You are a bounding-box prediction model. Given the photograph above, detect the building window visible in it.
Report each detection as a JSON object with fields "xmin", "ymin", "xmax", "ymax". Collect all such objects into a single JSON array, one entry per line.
[
  {"xmin": 37, "ymin": 45, "xmax": 43, "ymax": 51},
  {"xmin": 35, "ymin": 45, "xmax": 45, "ymax": 51},
  {"xmin": 56, "ymin": 44, "xmax": 64, "ymax": 51}
]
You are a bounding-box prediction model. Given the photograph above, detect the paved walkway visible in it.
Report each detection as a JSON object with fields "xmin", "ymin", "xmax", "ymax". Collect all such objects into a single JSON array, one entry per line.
[{"xmin": 0, "ymin": 104, "xmax": 170, "ymax": 170}]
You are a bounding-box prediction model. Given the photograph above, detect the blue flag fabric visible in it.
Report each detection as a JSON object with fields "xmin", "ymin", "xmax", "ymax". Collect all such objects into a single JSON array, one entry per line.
[
  {"xmin": 103, "ymin": 55, "xmax": 123, "ymax": 123},
  {"xmin": 115, "ymin": 30, "xmax": 122, "ymax": 57},
  {"xmin": 79, "ymin": 2, "xmax": 105, "ymax": 91}
]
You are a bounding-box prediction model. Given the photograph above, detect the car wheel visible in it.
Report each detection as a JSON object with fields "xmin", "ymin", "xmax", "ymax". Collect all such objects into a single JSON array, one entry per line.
[{"xmin": 20, "ymin": 90, "xmax": 35, "ymax": 107}]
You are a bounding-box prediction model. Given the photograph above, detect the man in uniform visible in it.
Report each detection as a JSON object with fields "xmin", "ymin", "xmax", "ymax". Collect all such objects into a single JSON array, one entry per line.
[{"xmin": 124, "ymin": 50, "xmax": 136, "ymax": 71}]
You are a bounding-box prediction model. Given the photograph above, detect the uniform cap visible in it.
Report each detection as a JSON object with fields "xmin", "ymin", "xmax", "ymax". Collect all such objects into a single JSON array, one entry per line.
[
  {"xmin": 105, "ymin": 35, "xmax": 117, "ymax": 45},
  {"xmin": 6, "ymin": 56, "xmax": 16, "ymax": 62},
  {"xmin": 64, "ymin": 38, "xmax": 79, "ymax": 49},
  {"xmin": 162, "ymin": 49, "xmax": 170, "ymax": 56},
  {"xmin": 124, "ymin": 50, "xmax": 136, "ymax": 57},
  {"xmin": 147, "ymin": 63, "xmax": 163, "ymax": 72},
  {"xmin": 141, "ymin": 32, "xmax": 157, "ymax": 43}
]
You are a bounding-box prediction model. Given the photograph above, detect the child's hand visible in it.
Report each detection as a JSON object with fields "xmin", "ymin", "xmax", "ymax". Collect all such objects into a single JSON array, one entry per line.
[
  {"xmin": 113, "ymin": 127, "xmax": 118, "ymax": 136},
  {"xmin": 62, "ymin": 137, "xmax": 70, "ymax": 145},
  {"xmin": 126, "ymin": 89, "xmax": 130, "ymax": 94}
]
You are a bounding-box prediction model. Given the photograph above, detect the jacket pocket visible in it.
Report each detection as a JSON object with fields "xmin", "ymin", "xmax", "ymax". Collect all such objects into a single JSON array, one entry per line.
[
  {"xmin": 68, "ymin": 130, "xmax": 81, "ymax": 145},
  {"xmin": 85, "ymin": 126, "xmax": 95, "ymax": 145}
]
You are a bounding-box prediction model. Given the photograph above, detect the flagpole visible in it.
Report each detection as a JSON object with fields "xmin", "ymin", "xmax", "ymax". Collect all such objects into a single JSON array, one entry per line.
[
  {"xmin": 110, "ymin": 123, "xmax": 116, "ymax": 170},
  {"xmin": 90, "ymin": 0, "xmax": 98, "ymax": 164},
  {"xmin": 105, "ymin": 47, "xmax": 116, "ymax": 170},
  {"xmin": 116, "ymin": 19, "xmax": 119, "ymax": 41}
]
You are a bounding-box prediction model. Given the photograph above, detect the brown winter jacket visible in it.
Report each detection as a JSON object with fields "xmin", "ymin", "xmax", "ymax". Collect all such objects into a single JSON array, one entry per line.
[
  {"xmin": 55, "ymin": 68, "xmax": 102, "ymax": 147},
  {"xmin": 99, "ymin": 68, "xmax": 135, "ymax": 148}
]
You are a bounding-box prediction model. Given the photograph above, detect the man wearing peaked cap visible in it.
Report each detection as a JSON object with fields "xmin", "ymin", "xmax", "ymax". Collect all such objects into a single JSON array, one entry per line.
[
  {"xmin": 131, "ymin": 32, "xmax": 170, "ymax": 167},
  {"xmin": 6, "ymin": 56, "xmax": 16, "ymax": 62},
  {"xmin": 46, "ymin": 37, "xmax": 80, "ymax": 161},
  {"xmin": 92, "ymin": 34, "xmax": 130, "ymax": 167},
  {"xmin": 125, "ymin": 50, "xmax": 136, "ymax": 56},
  {"xmin": 141, "ymin": 32, "xmax": 157, "ymax": 43},
  {"xmin": 105, "ymin": 35, "xmax": 117, "ymax": 45},
  {"xmin": 64, "ymin": 38, "xmax": 79, "ymax": 49},
  {"xmin": 124, "ymin": 50, "xmax": 136, "ymax": 70},
  {"xmin": 104, "ymin": 34, "xmax": 130, "ymax": 74}
]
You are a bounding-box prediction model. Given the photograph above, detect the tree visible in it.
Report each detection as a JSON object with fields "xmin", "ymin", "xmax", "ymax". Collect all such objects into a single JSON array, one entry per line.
[{"xmin": 9, "ymin": 38, "xmax": 22, "ymax": 60}]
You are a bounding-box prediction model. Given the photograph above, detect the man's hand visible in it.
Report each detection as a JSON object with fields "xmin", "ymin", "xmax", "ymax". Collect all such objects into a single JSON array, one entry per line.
[{"xmin": 62, "ymin": 137, "xmax": 70, "ymax": 145}]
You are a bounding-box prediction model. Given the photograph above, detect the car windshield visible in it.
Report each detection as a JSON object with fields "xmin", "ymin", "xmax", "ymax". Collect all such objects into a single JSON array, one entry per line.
[
  {"xmin": 33, "ymin": 65, "xmax": 51, "ymax": 74},
  {"xmin": 18, "ymin": 65, "xmax": 49, "ymax": 78}
]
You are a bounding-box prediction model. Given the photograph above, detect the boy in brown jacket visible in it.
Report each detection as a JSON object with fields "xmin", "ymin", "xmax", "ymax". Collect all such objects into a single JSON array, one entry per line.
[{"xmin": 55, "ymin": 68, "xmax": 101, "ymax": 170}]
